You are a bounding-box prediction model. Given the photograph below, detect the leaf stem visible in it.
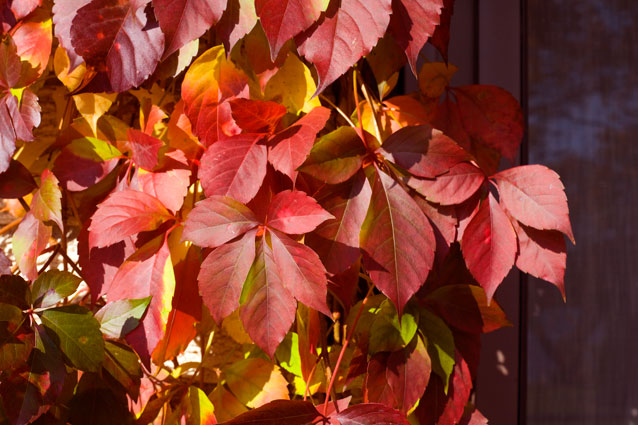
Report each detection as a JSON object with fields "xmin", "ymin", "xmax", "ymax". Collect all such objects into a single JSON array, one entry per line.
[
  {"xmin": 359, "ymin": 78, "xmax": 382, "ymax": 142},
  {"xmin": 319, "ymin": 95, "xmax": 356, "ymax": 128},
  {"xmin": 322, "ymin": 283, "xmax": 375, "ymax": 417}
]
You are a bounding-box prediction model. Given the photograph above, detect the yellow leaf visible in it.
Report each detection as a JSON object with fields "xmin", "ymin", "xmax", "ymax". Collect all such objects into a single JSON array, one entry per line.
[
  {"xmin": 418, "ymin": 62, "xmax": 458, "ymax": 99},
  {"xmin": 72, "ymin": 93, "xmax": 117, "ymax": 136},
  {"xmin": 264, "ymin": 52, "xmax": 321, "ymax": 114},
  {"xmin": 209, "ymin": 386, "xmax": 247, "ymax": 423},
  {"xmin": 223, "ymin": 358, "xmax": 289, "ymax": 408},
  {"xmin": 222, "ymin": 309, "xmax": 253, "ymax": 345},
  {"xmin": 54, "ymin": 46, "xmax": 86, "ymax": 91},
  {"xmin": 186, "ymin": 386, "xmax": 216, "ymax": 425}
]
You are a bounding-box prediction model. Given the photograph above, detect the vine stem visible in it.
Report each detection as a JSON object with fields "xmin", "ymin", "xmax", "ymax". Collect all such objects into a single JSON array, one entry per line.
[
  {"xmin": 322, "ymin": 283, "xmax": 375, "ymax": 417},
  {"xmin": 351, "ymin": 70, "xmax": 369, "ymax": 150},
  {"xmin": 318, "ymin": 95, "xmax": 357, "ymax": 128}
]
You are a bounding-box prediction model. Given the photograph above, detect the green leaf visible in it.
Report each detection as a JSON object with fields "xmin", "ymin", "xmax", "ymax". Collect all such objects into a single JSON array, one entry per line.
[
  {"xmin": 30, "ymin": 270, "xmax": 82, "ymax": 308},
  {"xmin": 419, "ymin": 308, "xmax": 455, "ymax": 393},
  {"xmin": 94, "ymin": 297, "xmax": 151, "ymax": 339},
  {"xmin": 0, "ymin": 303, "xmax": 23, "ymax": 323},
  {"xmin": 40, "ymin": 305, "xmax": 105, "ymax": 372},
  {"xmin": 103, "ymin": 340, "xmax": 142, "ymax": 399},
  {"xmin": 275, "ymin": 332, "xmax": 303, "ymax": 377},
  {"xmin": 298, "ymin": 127, "xmax": 367, "ymax": 184},
  {"xmin": 67, "ymin": 137, "xmax": 122, "ymax": 162},
  {"xmin": 369, "ymin": 299, "xmax": 418, "ymax": 354}
]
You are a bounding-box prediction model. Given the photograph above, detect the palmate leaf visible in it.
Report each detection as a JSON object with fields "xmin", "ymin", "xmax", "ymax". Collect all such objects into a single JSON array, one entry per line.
[
  {"xmin": 153, "ymin": 0, "xmax": 227, "ymax": 59},
  {"xmin": 360, "ymin": 167, "xmax": 435, "ymax": 315},
  {"xmin": 218, "ymin": 400, "xmax": 320, "ymax": 425},
  {"xmin": 103, "ymin": 340, "xmax": 143, "ymax": 398},
  {"xmin": 297, "ymin": 0, "xmax": 393, "ymax": 94},
  {"xmin": 30, "ymin": 169, "xmax": 63, "ymax": 231},
  {"xmin": 216, "ymin": 0, "xmax": 258, "ymax": 53},
  {"xmin": 223, "ymin": 357, "xmax": 289, "ymax": 408},
  {"xmin": 12, "ymin": 7, "xmax": 53, "ymax": 87},
  {"xmin": 39, "ymin": 305, "xmax": 105, "ymax": 372},
  {"xmin": 229, "ymin": 98, "xmax": 286, "ymax": 134},
  {"xmin": 88, "ymin": 189, "xmax": 173, "ymax": 249},
  {"xmin": 13, "ymin": 212, "xmax": 51, "ymax": 281},
  {"xmin": 0, "ymin": 159, "xmax": 36, "ymax": 198},
  {"xmin": 138, "ymin": 167, "xmax": 191, "ymax": 213},
  {"xmin": 69, "ymin": 0, "xmax": 165, "ymax": 92},
  {"xmin": 263, "ymin": 54, "xmax": 323, "ymax": 115},
  {"xmin": 127, "ymin": 128, "xmax": 163, "ymax": 171},
  {"xmin": 333, "ymin": 403, "xmax": 410, "ymax": 425},
  {"xmin": 430, "ymin": 0, "xmax": 455, "ymax": 62},
  {"xmin": 419, "ymin": 309, "xmax": 455, "ymax": 393},
  {"xmin": 53, "ymin": 137, "xmax": 121, "ymax": 191}
]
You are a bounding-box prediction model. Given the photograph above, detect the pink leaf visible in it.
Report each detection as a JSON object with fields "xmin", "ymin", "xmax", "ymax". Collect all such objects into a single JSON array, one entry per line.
[
  {"xmin": 12, "ymin": 212, "xmax": 50, "ymax": 281},
  {"xmin": 127, "ymin": 128, "xmax": 163, "ymax": 171},
  {"xmin": 88, "ymin": 189, "xmax": 173, "ymax": 249},
  {"xmin": 198, "ymin": 229, "xmax": 256, "ymax": 323},
  {"xmin": 30, "ymin": 170, "xmax": 63, "ymax": 231},
  {"xmin": 270, "ymin": 230, "xmax": 330, "ymax": 316},
  {"xmin": 408, "ymin": 162, "xmax": 485, "ymax": 206},
  {"xmin": 333, "ymin": 403, "xmax": 410, "ymax": 425},
  {"xmin": 182, "ymin": 195, "xmax": 258, "ymax": 249},
  {"xmin": 266, "ymin": 190, "xmax": 334, "ymax": 235},
  {"xmin": 240, "ymin": 237, "xmax": 296, "ymax": 358},
  {"xmin": 138, "ymin": 168, "xmax": 191, "ymax": 213},
  {"xmin": 493, "ymin": 164, "xmax": 574, "ymax": 243}
]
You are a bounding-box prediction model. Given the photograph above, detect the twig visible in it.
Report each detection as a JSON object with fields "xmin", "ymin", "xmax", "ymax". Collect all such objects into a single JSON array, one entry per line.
[{"xmin": 319, "ymin": 95, "xmax": 357, "ymax": 128}]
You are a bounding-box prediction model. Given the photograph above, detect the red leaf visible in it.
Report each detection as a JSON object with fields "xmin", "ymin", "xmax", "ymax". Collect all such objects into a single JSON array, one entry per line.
[
  {"xmin": 415, "ymin": 197, "xmax": 456, "ymax": 264},
  {"xmin": 416, "ymin": 351, "xmax": 472, "ymax": 425},
  {"xmin": 12, "ymin": 212, "xmax": 51, "ymax": 281},
  {"xmin": 152, "ymin": 247, "xmax": 203, "ymax": 363},
  {"xmin": 30, "ymin": 170, "xmax": 63, "ymax": 231},
  {"xmin": 198, "ymin": 229, "xmax": 256, "ymax": 323},
  {"xmin": 107, "ymin": 236, "xmax": 175, "ymax": 364},
  {"xmin": 267, "ymin": 106, "xmax": 331, "ymax": 181},
  {"xmin": 127, "ymin": 128, "xmax": 163, "ymax": 171},
  {"xmin": 53, "ymin": 138, "xmax": 120, "ymax": 192},
  {"xmin": 70, "ymin": 0, "xmax": 165, "ymax": 92},
  {"xmin": 216, "ymin": 0, "xmax": 258, "ymax": 53},
  {"xmin": 333, "ymin": 403, "xmax": 410, "ymax": 425},
  {"xmin": 380, "ymin": 125, "xmax": 469, "ymax": 178},
  {"xmin": 408, "ymin": 162, "xmax": 485, "ymax": 206},
  {"xmin": 298, "ymin": 127, "xmax": 367, "ymax": 184},
  {"xmin": 460, "ymin": 193, "xmax": 516, "ymax": 302},
  {"xmin": 0, "ymin": 36, "xmax": 21, "ymax": 89},
  {"xmin": 430, "ymin": 0, "xmax": 454, "ymax": 62},
  {"xmin": 198, "ymin": 134, "xmax": 267, "ymax": 203},
  {"xmin": 11, "ymin": 7, "xmax": 53, "ymax": 86},
  {"xmin": 182, "ymin": 195, "xmax": 259, "ymax": 249},
  {"xmin": 388, "ymin": 0, "xmax": 443, "ymax": 73},
  {"xmin": 266, "ymin": 190, "xmax": 333, "ymax": 235},
  {"xmin": 229, "ymin": 98, "xmax": 286, "ymax": 134},
  {"xmin": 138, "ymin": 168, "xmax": 191, "ymax": 213},
  {"xmin": 306, "ymin": 172, "xmax": 372, "ymax": 274},
  {"xmin": 153, "ymin": 0, "xmax": 227, "ymax": 59},
  {"xmin": 218, "ymin": 400, "xmax": 320, "ymax": 425},
  {"xmin": 385, "ymin": 338, "xmax": 431, "ymax": 414},
  {"xmin": 53, "ymin": 0, "xmax": 91, "ymax": 70},
  {"xmin": 512, "ymin": 220, "xmax": 567, "ymax": 299},
  {"xmin": 88, "ymin": 189, "xmax": 173, "ymax": 249},
  {"xmin": 0, "ymin": 93, "xmax": 38, "ymax": 173},
  {"xmin": 255, "ymin": 0, "xmax": 326, "ymax": 60},
  {"xmin": 0, "ymin": 160, "xmax": 36, "ymax": 198},
  {"xmin": 452, "ymin": 85, "xmax": 523, "ymax": 162},
  {"xmin": 360, "ymin": 167, "xmax": 435, "ymax": 315},
  {"xmin": 9, "ymin": 0, "xmax": 40, "ymax": 20},
  {"xmin": 493, "ymin": 164, "xmax": 574, "ymax": 243},
  {"xmin": 270, "ymin": 230, "xmax": 330, "ymax": 316},
  {"xmin": 459, "ymin": 409, "xmax": 488, "ymax": 425},
  {"xmin": 366, "ymin": 352, "xmax": 395, "ymax": 407},
  {"xmin": 240, "ymin": 237, "xmax": 296, "ymax": 358},
  {"xmin": 425, "ymin": 284, "xmax": 511, "ymax": 333},
  {"xmin": 297, "ymin": 0, "xmax": 393, "ymax": 94}
]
